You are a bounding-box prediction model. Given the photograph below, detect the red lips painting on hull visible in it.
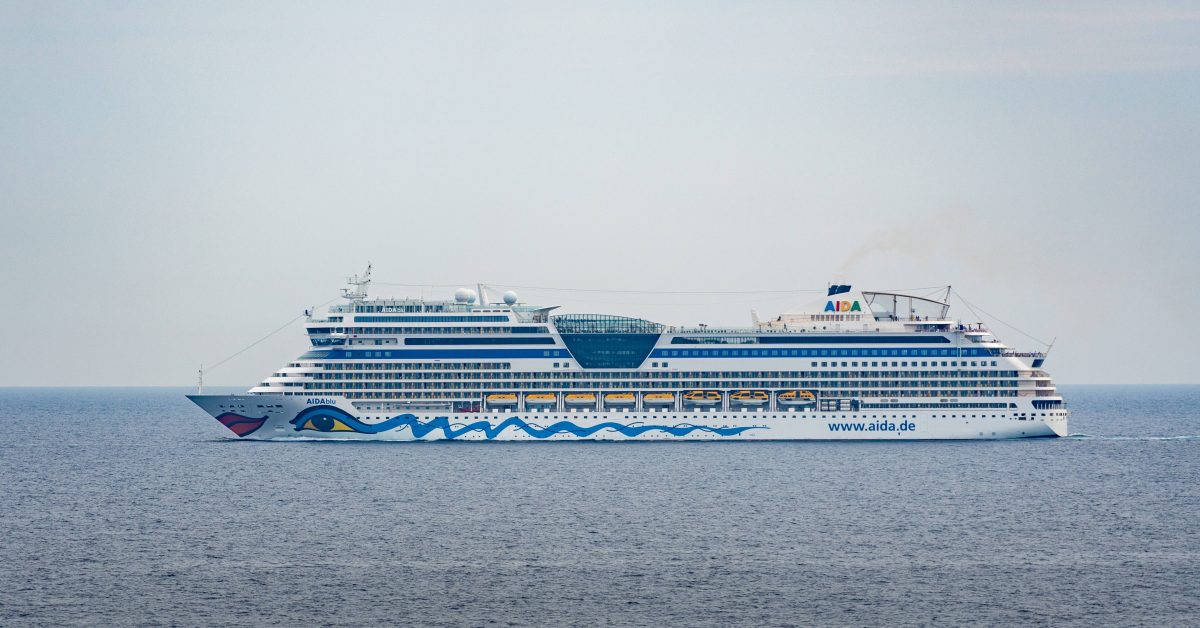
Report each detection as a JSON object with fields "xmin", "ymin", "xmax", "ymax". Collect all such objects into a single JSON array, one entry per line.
[{"xmin": 215, "ymin": 413, "xmax": 268, "ymax": 437}]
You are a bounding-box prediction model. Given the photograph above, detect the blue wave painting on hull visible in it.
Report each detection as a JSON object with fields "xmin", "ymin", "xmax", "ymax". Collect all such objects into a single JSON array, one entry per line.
[{"xmin": 290, "ymin": 405, "xmax": 766, "ymax": 439}]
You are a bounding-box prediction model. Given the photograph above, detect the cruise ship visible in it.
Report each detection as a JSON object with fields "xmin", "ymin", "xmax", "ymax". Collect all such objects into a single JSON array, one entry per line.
[{"xmin": 188, "ymin": 267, "xmax": 1068, "ymax": 440}]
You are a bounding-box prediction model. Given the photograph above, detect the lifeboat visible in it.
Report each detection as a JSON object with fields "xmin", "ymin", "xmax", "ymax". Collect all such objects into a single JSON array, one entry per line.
[
  {"xmin": 682, "ymin": 390, "xmax": 721, "ymax": 406},
  {"xmin": 604, "ymin": 392, "xmax": 636, "ymax": 407},
  {"xmin": 486, "ymin": 393, "xmax": 518, "ymax": 406},
  {"xmin": 524, "ymin": 393, "xmax": 557, "ymax": 406},
  {"xmin": 777, "ymin": 390, "xmax": 816, "ymax": 407},
  {"xmin": 564, "ymin": 393, "xmax": 597, "ymax": 407},
  {"xmin": 730, "ymin": 390, "xmax": 769, "ymax": 406},
  {"xmin": 642, "ymin": 393, "xmax": 676, "ymax": 406}
]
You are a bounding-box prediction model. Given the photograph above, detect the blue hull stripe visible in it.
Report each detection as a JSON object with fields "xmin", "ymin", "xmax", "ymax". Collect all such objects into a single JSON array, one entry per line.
[
  {"xmin": 302, "ymin": 349, "xmax": 570, "ymax": 360},
  {"xmin": 291, "ymin": 406, "xmax": 766, "ymax": 439}
]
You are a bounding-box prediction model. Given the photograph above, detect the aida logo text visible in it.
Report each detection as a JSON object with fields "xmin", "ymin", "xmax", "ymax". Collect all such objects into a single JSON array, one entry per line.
[{"xmin": 824, "ymin": 300, "xmax": 862, "ymax": 312}]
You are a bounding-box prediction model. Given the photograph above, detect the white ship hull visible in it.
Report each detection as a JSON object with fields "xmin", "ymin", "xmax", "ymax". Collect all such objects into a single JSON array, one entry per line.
[{"xmin": 189, "ymin": 394, "xmax": 1068, "ymax": 441}]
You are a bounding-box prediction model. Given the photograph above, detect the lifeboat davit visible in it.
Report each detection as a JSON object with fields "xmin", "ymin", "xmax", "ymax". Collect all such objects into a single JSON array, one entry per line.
[
  {"xmin": 524, "ymin": 393, "xmax": 557, "ymax": 406},
  {"xmin": 730, "ymin": 390, "xmax": 769, "ymax": 406},
  {"xmin": 778, "ymin": 390, "xmax": 816, "ymax": 407},
  {"xmin": 486, "ymin": 393, "xmax": 518, "ymax": 406},
  {"xmin": 604, "ymin": 393, "xmax": 636, "ymax": 407},
  {"xmin": 642, "ymin": 393, "xmax": 676, "ymax": 406},
  {"xmin": 682, "ymin": 390, "xmax": 721, "ymax": 406},
  {"xmin": 564, "ymin": 393, "xmax": 597, "ymax": 406}
]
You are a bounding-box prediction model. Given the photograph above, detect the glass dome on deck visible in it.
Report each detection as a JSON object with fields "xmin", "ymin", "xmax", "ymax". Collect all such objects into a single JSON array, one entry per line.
[
  {"xmin": 551, "ymin": 314, "xmax": 664, "ymax": 335},
  {"xmin": 551, "ymin": 315, "xmax": 664, "ymax": 369}
]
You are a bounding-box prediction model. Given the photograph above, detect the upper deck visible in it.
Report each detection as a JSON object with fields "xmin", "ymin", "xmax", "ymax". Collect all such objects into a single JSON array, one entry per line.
[
  {"xmin": 301, "ymin": 270, "xmax": 1046, "ymax": 361},
  {"xmin": 246, "ymin": 271, "xmax": 1061, "ymax": 410}
]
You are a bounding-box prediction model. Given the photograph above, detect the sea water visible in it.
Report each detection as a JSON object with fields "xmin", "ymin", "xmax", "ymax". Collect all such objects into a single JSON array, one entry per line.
[{"xmin": 1, "ymin": 385, "xmax": 1197, "ymax": 627}]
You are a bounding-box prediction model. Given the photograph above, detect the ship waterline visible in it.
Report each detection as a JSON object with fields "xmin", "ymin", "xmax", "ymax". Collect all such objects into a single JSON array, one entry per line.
[{"xmin": 189, "ymin": 268, "xmax": 1068, "ymax": 441}]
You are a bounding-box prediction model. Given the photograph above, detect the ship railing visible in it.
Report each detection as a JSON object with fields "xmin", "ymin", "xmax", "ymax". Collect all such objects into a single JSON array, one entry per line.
[{"xmin": 674, "ymin": 325, "xmax": 928, "ymax": 335}]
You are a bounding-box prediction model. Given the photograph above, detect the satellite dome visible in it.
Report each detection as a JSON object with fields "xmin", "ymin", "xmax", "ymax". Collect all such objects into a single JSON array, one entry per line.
[
  {"xmin": 503, "ymin": 291, "xmax": 518, "ymax": 306},
  {"xmin": 454, "ymin": 288, "xmax": 472, "ymax": 303}
]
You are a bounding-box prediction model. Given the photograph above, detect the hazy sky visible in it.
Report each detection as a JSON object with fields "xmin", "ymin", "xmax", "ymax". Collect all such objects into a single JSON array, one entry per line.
[{"xmin": 2, "ymin": 1, "xmax": 1198, "ymax": 386}]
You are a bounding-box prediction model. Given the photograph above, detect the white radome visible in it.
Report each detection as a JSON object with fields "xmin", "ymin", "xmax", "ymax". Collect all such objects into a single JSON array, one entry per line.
[
  {"xmin": 454, "ymin": 288, "xmax": 478, "ymax": 304},
  {"xmin": 503, "ymin": 291, "xmax": 519, "ymax": 306}
]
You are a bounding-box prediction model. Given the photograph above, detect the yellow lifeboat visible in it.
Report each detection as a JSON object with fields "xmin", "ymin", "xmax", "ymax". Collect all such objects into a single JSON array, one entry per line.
[
  {"xmin": 730, "ymin": 390, "xmax": 769, "ymax": 406},
  {"xmin": 778, "ymin": 390, "xmax": 816, "ymax": 407},
  {"xmin": 642, "ymin": 393, "xmax": 676, "ymax": 406},
  {"xmin": 682, "ymin": 390, "xmax": 721, "ymax": 406},
  {"xmin": 486, "ymin": 393, "xmax": 518, "ymax": 406},
  {"xmin": 524, "ymin": 393, "xmax": 557, "ymax": 406},
  {"xmin": 564, "ymin": 393, "xmax": 597, "ymax": 406},
  {"xmin": 604, "ymin": 392, "xmax": 636, "ymax": 407}
]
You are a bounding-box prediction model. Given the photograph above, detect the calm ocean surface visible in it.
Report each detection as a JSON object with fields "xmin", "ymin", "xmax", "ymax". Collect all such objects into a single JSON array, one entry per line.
[{"xmin": 1, "ymin": 385, "xmax": 1197, "ymax": 627}]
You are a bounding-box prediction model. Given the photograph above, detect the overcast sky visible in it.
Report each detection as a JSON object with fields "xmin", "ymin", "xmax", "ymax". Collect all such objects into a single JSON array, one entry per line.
[{"xmin": 2, "ymin": 1, "xmax": 1197, "ymax": 386}]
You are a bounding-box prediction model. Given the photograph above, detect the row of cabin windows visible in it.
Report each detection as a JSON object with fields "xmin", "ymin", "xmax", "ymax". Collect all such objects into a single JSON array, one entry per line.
[
  {"xmin": 309, "ymin": 368, "xmax": 1021, "ymax": 380},
  {"xmin": 298, "ymin": 393, "xmax": 1034, "ymax": 409},
  {"xmin": 815, "ymin": 360, "xmax": 998, "ymax": 368},
  {"xmin": 300, "ymin": 381, "xmax": 1021, "ymax": 393},
  {"xmin": 353, "ymin": 314, "xmax": 509, "ymax": 322},
  {"xmin": 292, "ymin": 384, "xmax": 1022, "ymax": 398},
  {"xmin": 305, "ymin": 375, "xmax": 1023, "ymax": 388},
  {"xmin": 658, "ymin": 348, "xmax": 998, "ymax": 358},
  {"xmin": 317, "ymin": 361, "xmax": 511, "ymax": 370},
  {"xmin": 308, "ymin": 326, "xmax": 545, "ymax": 334}
]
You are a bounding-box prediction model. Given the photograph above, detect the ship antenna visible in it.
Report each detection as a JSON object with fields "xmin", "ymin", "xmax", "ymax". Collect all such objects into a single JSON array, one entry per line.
[
  {"xmin": 341, "ymin": 262, "xmax": 372, "ymax": 301},
  {"xmin": 198, "ymin": 363, "xmax": 203, "ymax": 394}
]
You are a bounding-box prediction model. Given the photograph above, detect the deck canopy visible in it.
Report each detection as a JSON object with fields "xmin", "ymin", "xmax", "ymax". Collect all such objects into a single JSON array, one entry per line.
[{"xmin": 862, "ymin": 291, "xmax": 950, "ymax": 321}]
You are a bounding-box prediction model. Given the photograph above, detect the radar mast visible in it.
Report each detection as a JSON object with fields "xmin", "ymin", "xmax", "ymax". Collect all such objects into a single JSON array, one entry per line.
[{"xmin": 341, "ymin": 263, "xmax": 372, "ymax": 301}]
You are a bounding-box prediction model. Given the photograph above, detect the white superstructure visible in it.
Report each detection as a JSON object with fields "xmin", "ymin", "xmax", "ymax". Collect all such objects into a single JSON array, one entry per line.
[{"xmin": 189, "ymin": 271, "xmax": 1068, "ymax": 440}]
